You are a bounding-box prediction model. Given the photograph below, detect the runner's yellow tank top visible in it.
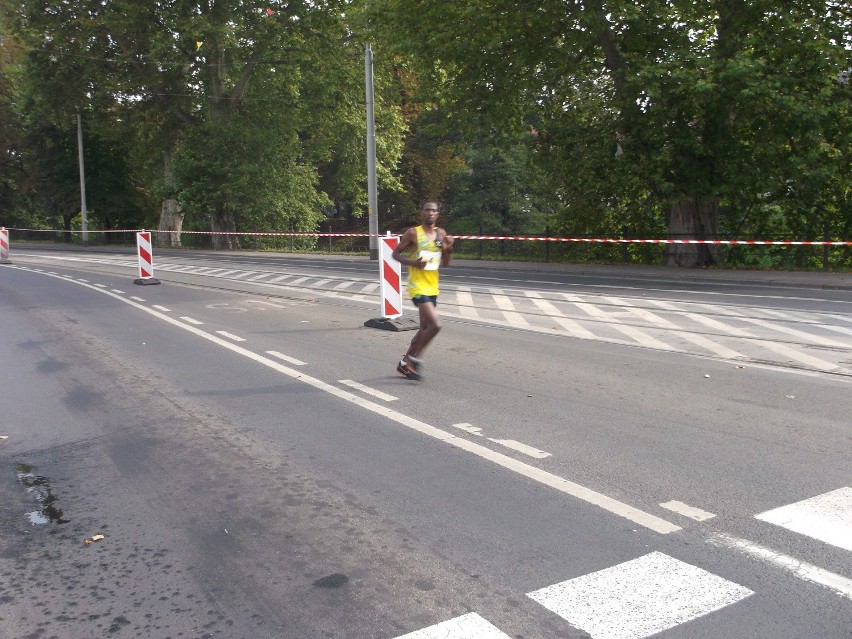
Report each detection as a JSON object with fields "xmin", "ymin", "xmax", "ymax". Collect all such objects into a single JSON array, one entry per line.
[{"xmin": 407, "ymin": 226, "xmax": 441, "ymax": 298}]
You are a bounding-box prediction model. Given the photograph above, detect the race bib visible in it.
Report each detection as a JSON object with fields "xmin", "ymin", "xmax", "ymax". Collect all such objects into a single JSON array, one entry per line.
[{"xmin": 419, "ymin": 250, "xmax": 441, "ymax": 270}]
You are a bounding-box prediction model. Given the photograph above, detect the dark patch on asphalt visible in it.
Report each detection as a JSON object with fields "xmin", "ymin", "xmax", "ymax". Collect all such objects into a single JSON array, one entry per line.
[
  {"xmin": 16, "ymin": 463, "xmax": 70, "ymax": 524},
  {"xmin": 62, "ymin": 386, "xmax": 106, "ymax": 412},
  {"xmin": 36, "ymin": 357, "xmax": 68, "ymax": 373},
  {"xmin": 313, "ymin": 573, "xmax": 349, "ymax": 589}
]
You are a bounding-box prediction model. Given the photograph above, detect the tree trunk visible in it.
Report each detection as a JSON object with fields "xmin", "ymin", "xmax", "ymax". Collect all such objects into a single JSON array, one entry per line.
[
  {"xmin": 158, "ymin": 199, "xmax": 184, "ymax": 247},
  {"xmin": 157, "ymin": 150, "xmax": 184, "ymax": 247},
  {"xmin": 665, "ymin": 195, "xmax": 725, "ymax": 267},
  {"xmin": 211, "ymin": 205, "xmax": 240, "ymax": 250}
]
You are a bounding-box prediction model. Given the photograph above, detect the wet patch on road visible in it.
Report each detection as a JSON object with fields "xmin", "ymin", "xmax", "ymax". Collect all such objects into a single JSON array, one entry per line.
[{"xmin": 16, "ymin": 463, "xmax": 70, "ymax": 525}]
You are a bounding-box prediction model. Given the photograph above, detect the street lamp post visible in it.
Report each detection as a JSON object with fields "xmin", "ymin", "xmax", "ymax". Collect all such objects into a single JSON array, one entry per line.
[
  {"xmin": 365, "ymin": 43, "xmax": 379, "ymax": 260},
  {"xmin": 76, "ymin": 111, "xmax": 89, "ymax": 242}
]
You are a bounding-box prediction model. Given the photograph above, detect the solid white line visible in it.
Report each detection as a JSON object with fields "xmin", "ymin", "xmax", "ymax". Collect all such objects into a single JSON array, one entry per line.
[
  {"xmin": 265, "ymin": 350, "xmax": 306, "ymax": 366},
  {"xmin": 216, "ymin": 330, "xmax": 246, "ymax": 342},
  {"xmin": 23, "ymin": 267, "xmax": 682, "ymax": 534},
  {"xmin": 338, "ymin": 380, "xmax": 397, "ymax": 402},
  {"xmin": 394, "ymin": 613, "xmax": 511, "ymax": 639},
  {"xmin": 152, "ymin": 305, "xmax": 171, "ymax": 312},
  {"xmin": 179, "ymin": 316, "xmax": 203, "ymax": 325},
  {"xmin": 660, "ymin": 500, "xmax": 716, "ymax": 521},
  {"xmin": 708, "ymin": 533, "xmax": 852, "ymax": 601},
  {"xmin": 488, "ymin": 438, "xmax": 551, "ymax": 459}
]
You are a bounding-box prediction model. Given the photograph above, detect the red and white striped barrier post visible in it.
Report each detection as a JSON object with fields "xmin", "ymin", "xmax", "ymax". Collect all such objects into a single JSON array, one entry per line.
[
  {"xmin": 380, "ymin": 234, "xmax": 402, "ymax": 318},
  {"xmin": 133, "ymin": 230, "xmax": 161, "ymax": 285},
  {"xmin": 0, "ymin": 227, "xmax": 10, "ymax": 263},
  {"xmin": 363, "ymin": 233, "xmax": 418, "ymax": 331}
]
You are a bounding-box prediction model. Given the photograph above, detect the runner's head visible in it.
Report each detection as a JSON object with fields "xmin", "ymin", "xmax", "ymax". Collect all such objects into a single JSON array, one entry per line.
[{"xmin": 419, "ymin": 201, "xmax": 440, "ymax": 227}]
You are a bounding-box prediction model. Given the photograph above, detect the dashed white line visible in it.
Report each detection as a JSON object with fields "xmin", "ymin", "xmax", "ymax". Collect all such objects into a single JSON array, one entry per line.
[
  {"xmin": 152, "ymin": 305, "xmax": 172, "ymax": 312},
  {"xmin": 265, "ymin": 350, "xmax": 306, "ymax": 366},
  {"xmin": 129, "ymin": 296, "xmax": 146, "ymax": 302},
  {"xmin": 660, "ymin": 500, "xmax": 716, "ymax": 521},
  {"xmin": 110, "ymin": 289, "xmax": 125, "ymax": 294},
  {"xmin": 180, "ymin": 316, "xmax": 203, "ymax": 325},
  {"xmin": 216, "ymin": 330, "xmax": 245, "ymax": 342},
  {"xmin": 453, "ymin": 423, "xmax": 483, "ymax": 436},
  {"xmin": 338, "ymin": 380, "xmax": 397, "ymax": 402},
  {"xmin": 487, "ymin": 438, "xmax": 551, "ymax": 459}
]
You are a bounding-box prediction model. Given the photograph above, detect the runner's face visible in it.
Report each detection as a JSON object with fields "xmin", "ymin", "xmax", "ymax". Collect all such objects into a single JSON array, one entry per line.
[{"xmin": 420, "ymin": 205, "xmax": 439, "ymax": 226}]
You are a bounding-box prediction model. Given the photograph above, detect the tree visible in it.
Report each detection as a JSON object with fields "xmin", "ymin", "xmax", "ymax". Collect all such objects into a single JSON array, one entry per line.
[
  {"xmin": 371, "ymin": 0, "xmax": 851, "ymax": 266},
  {"xmin": 4, "ymin": 1, "xmax": 407, "ymax": 248}
]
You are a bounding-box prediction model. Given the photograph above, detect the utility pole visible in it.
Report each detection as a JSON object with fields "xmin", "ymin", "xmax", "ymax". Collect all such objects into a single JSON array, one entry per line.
[
  {"xmin": 76, "ymin": 111, "xmax": 89, "ymax": 242},
  {"xmin": 365, "ymin": 43, "xmax": 378, "ymax": 260}
]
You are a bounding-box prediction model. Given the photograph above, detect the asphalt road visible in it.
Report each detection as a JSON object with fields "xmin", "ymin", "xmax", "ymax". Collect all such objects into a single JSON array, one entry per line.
[{"xmin": 1, "ymin": 248, "xmax": 850, "ymax": 639}]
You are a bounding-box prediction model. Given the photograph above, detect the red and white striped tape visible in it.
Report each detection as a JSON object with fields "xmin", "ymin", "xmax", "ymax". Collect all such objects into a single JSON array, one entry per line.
[
  {"xmin": 0, "ymin": 227, "xmax": 9, "ymax": 261},
  {"xmin": 136, "ymin": 231, "xmax": 154, "ymax": 279},
  {"xmin": 379, "ymin": 235, "xmax": 402, "ymax": 318},
  {"xmin": 7, "ymin": 227, "xmax": 852, "ymax": 246}
]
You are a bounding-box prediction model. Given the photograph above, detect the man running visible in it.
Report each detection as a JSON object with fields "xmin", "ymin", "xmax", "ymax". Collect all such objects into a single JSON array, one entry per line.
[{"xmin": 392, "ymin": 201, "xmax": 454, "ymax": 380}]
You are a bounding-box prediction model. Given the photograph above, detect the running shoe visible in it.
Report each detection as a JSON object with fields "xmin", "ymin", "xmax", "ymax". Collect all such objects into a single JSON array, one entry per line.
[{"xmin": 396, "ymin": 359, "xmax": 421, "ymax": 380}]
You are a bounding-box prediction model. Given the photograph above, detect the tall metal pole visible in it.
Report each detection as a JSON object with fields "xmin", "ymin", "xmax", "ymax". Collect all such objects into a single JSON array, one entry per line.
[
  {"xmin": 76, "ymin": 111, "xmax": 89, "ymax": 242},
  {"xmin": 365, "ymin": 43, "xmax": 379, "ymax": 260}
]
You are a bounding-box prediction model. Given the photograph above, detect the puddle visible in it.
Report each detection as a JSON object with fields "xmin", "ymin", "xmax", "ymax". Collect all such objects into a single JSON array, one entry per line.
[{"xmin": 16, "ymin": 463, "xmax": 70, "ymax": 525}]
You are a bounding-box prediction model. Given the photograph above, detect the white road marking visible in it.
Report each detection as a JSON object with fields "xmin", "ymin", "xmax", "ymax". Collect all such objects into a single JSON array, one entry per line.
[
  {"xmin": 110, "ymin": 289, "xmax": 125, "ymax": 294},
  {"xmin": 129, "ymin": 296, "xmax": 145, "ymax": 302},
  {"xmin": 527, "ymin": 551, "xmax": 752, "ymax": 639},
  {"xmin": 289, "ymin": 276, "xmax": 309, "ymax": 285},
  {"xmin": 265, "ymin": 350, "xmax": 306, "ymax": 366},
  {"xmin": 267, "ymin": 274, "xmax": 293, "ymax": 283},
  {"xmin": 660, "ymin": 500, "xmax": 716, "ymax": 521},
  {"xmin": 394, "ymin": 612, "xmax": 511, "ymax": 639},
  {"xmin": 246, "ymin": 272, "xmax": 273, "ymax": 281},
  {"xmin": 453, "ymin": 423, "xmax": 483, "ymax": 436},
  {"xmin": 755, "ymin": 487, "xmax": 852, "ymax": 551},
  {"xmin": 152, "ymin": 305, "xmax": 171, "ymax": 312},
  {"xmin": 216, "ymin": 330, "xmax": 245, "ymax": 342},
  {"xmin": 708, "ymin": 532, "xmax": 852, "ymax": 601},
  {"xmin": 454, "ymin": 287, "xmax": 480, "ymax": 319},
  {"xmin": 14, "ymin": 267, "xmax": 686, "ymax": 534},
  {"xmin": 94, "ymin": 283, "xmax": 107, "ymax": 288},
  {"xmin": 338, "ymin": 380, "xmax": 397, "ymax": 402},
  {"xmin": 487, "ymin": 438, "xmax": 551, "ymax": 459},
  {"xmin": 313, "ymin": 279, "xmax": 332, "ymax": 287},
  {"xmin": 333, "ymin": 281, "xmax": 354, "ymax": 290},
  {"xmin": 179, "ymin": 316, "xmax": 203, "ymax": 325},
  {"xmin": 570, "ymin": 300, "xmax": 674, "ymax": 350},
  {"xmin": 227, "ymin": 271, "xmax": 257, "ymax": 279},
  {"xmin": 77, "ymin": 278, "xmax": 89, "ymax": 282},
  {"xmin": 525, "ymin": 291, "xmax": 596, "ymax": 338},
  {"xmin": 604, "ymin": 297, "xmax": 744, "ymax": 359},
  {"xmin": 217, "ymin": 270, "xmax": 241, "ymax": 277},
  {"xmin": 490, "ymin": 289, "xmax": 529, "ymax": 326},
  {"xmin": 739, "ymin": 316, "xmax": 849, "ymax": 349},
  {"xmin": 360, "ymin": 282, "xmax": 379, "ymax": 293}
]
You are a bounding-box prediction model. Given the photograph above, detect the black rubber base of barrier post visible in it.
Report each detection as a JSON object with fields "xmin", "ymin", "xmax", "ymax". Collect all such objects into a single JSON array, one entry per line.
[
  {"xmin": 364, "ymin": 316, "xmax": 419, "ymax": 331},
  {"xmin": 134, "ymin": 278, "xmax": 162, "ymax": 286}
]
